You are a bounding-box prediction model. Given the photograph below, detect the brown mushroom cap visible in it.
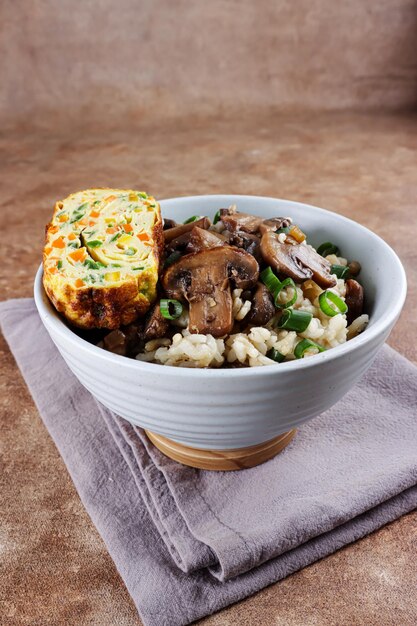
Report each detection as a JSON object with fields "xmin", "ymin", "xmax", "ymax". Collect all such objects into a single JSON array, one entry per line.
[
  {"xmin": 220, "ymin": 211, "xmax": 263, "ymax": 234},
  {"xmin": 345, "ymin": 279, "xmax": 364, "ymax": 325},
  {"xmin": 246, "ymin": 282, "xmax": 275, "ymax": 326},
  {"xmin": 162, "ymin": 246, "xmax": 259, "ymax": 337},
  {"xmin": 260, "ymin": 231, "xmax": 336, "ymax": 288},
  {"xmin": 228, "ymin": 231, "xmax": 262, "ymax": 262},
  {"xmin": 187, "ymin": 227, "xmax": 225, "ymax": 253},
  {"xmin": 163, "ymin": 217, "xmax": 211, "ymax": 243},
  {"xmin": 143, "ymin": 302, "xmax": 170, "ymax": 340},
  {"xmin": 259, "ymin": 217, "xmax": 292, "ymax": 236}
]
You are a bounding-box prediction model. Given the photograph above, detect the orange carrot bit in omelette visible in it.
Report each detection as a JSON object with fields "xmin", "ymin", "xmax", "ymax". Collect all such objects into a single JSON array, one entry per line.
[
  {"xmin": 52, "ymin": 237, "xmax": 65, "ymax": 248},
  {"xmin": 105, "ymin": 195, "xmax": 117, "ymax": 203},
  {"xmin": 137, "ymin": 232, "xmax": 150, "ymax": 242},
  {"xmin": 58, "ymin": 214, "xmax": 69, "ymax": 222},
  {"xmin": 49, "ymin": 225, "xmax": 59, "ymax": 234},
  {"xmin": 123, "ymin": 223, "xmax": 133, "ymax": 233},
  {"xmin": 44, "ymin": 246, "xmax": 52, "ymax": 255},
  {"xmin": 90, "ymin": 210, "xmax": 100, "ymax": 218},
  {"xmin": 48, "ymin": 266, "xmax": 58, "ymax": 274},
  {"xmin": 106, "ymin": 226, "xmax": 118, "ymax": 234},
  {"xmin": 88, "ymin": 220, "xmax": 95, "ymax": 226},
  {"xmin": 75, "ymin": 278, "xmax": 85, "ymax": 288},
  {"xmin": 68, "ymin": 232, "xmax": 76, "ymax": 241},
  {"xmin": 77, "ymin": 218, "xmax": 88, "ymax": 226},
  {"xmin": 68, "ymin": 248, "xmax": 87, "ymax": 263}
]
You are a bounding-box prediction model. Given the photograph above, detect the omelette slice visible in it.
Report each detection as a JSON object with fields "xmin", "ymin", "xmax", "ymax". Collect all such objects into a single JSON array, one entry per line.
[{"xmin": 43, "ymin": 188, "xmax": 163, "ymax": 329}]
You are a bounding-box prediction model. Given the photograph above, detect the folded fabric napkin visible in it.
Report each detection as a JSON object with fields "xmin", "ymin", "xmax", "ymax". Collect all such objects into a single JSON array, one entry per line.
[{"xmin": 1, "ymin": 298, "xmax": 417, "ymax": 626}]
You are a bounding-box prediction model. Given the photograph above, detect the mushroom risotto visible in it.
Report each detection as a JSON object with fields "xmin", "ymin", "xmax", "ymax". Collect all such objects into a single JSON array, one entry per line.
[{"xmin": 92, "ymin": 201, "xmax": 369, "ymax": 368}]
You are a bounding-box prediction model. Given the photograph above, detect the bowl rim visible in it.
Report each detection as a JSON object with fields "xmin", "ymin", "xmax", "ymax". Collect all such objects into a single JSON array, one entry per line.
[{"xmin": 34, "ymin": 194, "xmax": 407, "ymax": 378}]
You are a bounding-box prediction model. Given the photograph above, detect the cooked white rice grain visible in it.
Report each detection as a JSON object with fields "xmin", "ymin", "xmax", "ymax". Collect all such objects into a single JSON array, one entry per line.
[
  {"xmin": 347, "ymin": 314, "xmax": 369, "ymax": 339},
  {"xmin": 232, "ymin": 289, "xmax": 252, "ymax": 320}
]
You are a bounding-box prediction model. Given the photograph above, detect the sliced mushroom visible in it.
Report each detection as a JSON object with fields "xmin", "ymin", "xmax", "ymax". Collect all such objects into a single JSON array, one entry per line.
[
  {"xmin": 220, "ymin": 211, "xmax": 263, "ymax": 234},
  {"xmin": 163, "ymin": 218, "xmax": 178, "ymax": 230},
  {"xmin": 163, "ymin": 217, "xmax": 211, "ymax": 243},
  {"xmin": 246, "ymin": 282, "xmax": 275, "ymax": 326},
  {"xmin": 260, "ymin": 231, "xmax": 336, "ymax": 288},
  {"xmin": 259, "ymin": 217, "xmax": 292, "ymax": 236},
  {"xmin": 143, "ymin": 303, "xmax": 170, "ymax": 341},
  {"xmin": 162, "ymin": 246, "xmax": 259, "ymax": 337},
  {"xmin": 103, "ymin": 329, "xmax": 127, "ymax": 355},
  {"xmin": 345, "ymin": 279, "xmax": 364, "ymax": 325},
  {"xmin": 228, "ymin": 231, "xmax": 262, "ymax": 262},
  {"xmin": 186, "ymin": 227, "xmax": 225, "ymax": 253},
  {"xmin": 348, "ymin": 260, "xmax": 361, "ymax": 277}
]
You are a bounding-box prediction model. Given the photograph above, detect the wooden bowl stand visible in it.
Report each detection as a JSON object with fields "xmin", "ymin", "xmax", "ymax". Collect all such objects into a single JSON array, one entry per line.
[{"xmin": 145, "ymin": 429, "xmax": 296, "ymax": 471}]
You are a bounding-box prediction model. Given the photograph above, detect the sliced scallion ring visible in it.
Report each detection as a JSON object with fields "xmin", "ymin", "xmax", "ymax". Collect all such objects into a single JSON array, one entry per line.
[
  {"xmin": 260, "ymin": 266, "xmax": 281, "ymax": 296},
  {"xmin": 317, "ymin": 241, "xmax": 340, "ymax": 257},
  {"xmin": 294, "ymin": 339, "xmax": 326, "ymax": 359},
  {"xmin": 183, "ymin": 215, "xmax": 199, "ymax": 224},
  {"xmin": 276, "ymin": 226, "xmax": 291, "ymax": 234},
  {"xmin": 274, "ymin": 277, "xmax": 297, "ymax": 309},
  {"xmin": 330, "ymin": 264, "xmax": 349, "ymax": 279},
  {"xmin": 278, "ymin": 309, "xmax": 312, "ymax": 332},
  {"xmin": 266, "ymin": 348, "xmax": 285, "ymax": 363},
  {"xmin": 213, "ymin": 210, "xmax": 221, "ymax": 224},
  {"xmin": 160, "ymin": 298, "xmax": 183, "ymax": 320},
  {"xmin": 318, "ymin": 290, "xmax": 348, "ymax": 317}
]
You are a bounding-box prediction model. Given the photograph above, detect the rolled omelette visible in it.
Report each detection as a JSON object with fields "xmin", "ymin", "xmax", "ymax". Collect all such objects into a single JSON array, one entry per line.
[{"xmin": 43, "ymin": 188, "xmax": 163, "ymax": 329}]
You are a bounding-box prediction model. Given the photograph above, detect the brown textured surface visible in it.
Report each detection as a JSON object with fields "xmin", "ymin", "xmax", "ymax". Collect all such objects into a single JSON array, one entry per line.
[
  {"xmin": 2, "ymin": 0, "xmax": 417, "ymax": 129},
  {"xmin": 1, "ymin": 110, "xmax": 417, "ymax": 625}
]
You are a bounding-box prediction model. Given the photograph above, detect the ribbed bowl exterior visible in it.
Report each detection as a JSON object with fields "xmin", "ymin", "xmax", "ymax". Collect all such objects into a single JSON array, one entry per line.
[
  {"xmin": 44, "ymin": 318, "xmax": 392, "ymax": 449},
  {"xmin": 34, "ymin": 195, "xmax": 407, "ymax": 450}
]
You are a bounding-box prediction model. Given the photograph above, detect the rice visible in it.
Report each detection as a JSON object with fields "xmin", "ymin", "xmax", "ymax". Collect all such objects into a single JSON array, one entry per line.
[
  {"xmin": 134, "ymin": 243, "xmax": 364, "ymax": 367},
  {"xmin": 232, "ymin": 289, "xmax": 252, "ymax": 321},
  {"xmin": 136, "ymin": 330, "xmax": 225, "ymax": 368},
  {"xmin": 347, "ymin": 314, "xmax": 369, "ymax": 339}
]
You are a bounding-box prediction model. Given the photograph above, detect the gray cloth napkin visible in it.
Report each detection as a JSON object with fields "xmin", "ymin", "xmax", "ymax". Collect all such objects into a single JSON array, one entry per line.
[{"xmin": 1, "ymin": 298, "xmax": 416, "ymax": 626}]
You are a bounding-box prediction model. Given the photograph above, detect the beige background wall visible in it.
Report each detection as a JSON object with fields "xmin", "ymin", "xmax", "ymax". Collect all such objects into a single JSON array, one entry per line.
[{"xmin": 1, "ymin": 0, "xmax": 417, "ymax": 129}]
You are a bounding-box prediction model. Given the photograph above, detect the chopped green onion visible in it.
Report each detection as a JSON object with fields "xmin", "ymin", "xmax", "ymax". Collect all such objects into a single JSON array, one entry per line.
[
  {"xmin": 331, "ymin": 264, "xmax": 349, "ymax": 279},
  {"xmin": 110, "ymin": 232, "xmax": 122, "ymax": 242},
  {"xmin": 260, "ymin": 267, "xmax": 281, "ymax": 296},
  {"xmin": 278, "ymin": 309, "xmax": 312, "ymax": 332},
  {"xmin": 132, "ymin": 266, "xmax": 144, "ymax": 271},
  {"xmin": 276, "ymin": 226, "xmax": 291, "ymax": 234},
  {"xmin": 93, "ymin": 200, "xmax": 101, "ymax": 205},
  {"xmin": 294, "ymin": 339, "xmax": 326, "ymax": 359},
  {"xmin": 160, "ymin": 299, "xmax": 183, "ymax": 320},
  {"xmin": 70, "ymin": 211, "xmax": 85, "ymax": 224},
  {"xmin": 183, "ymin": 215, "xmax": 199, "ymax": 224},
  {"xmin": 213, "ymin": 210, "xmax": 221, "ymax": 224},
  {"xmin": 83, "ymin": 259, "xmax": 105, "ymax": 270},
  {"xmin": 57, "ymin": 260, "xmax": 63, "ymax": 269},
  {"xmin": 317, "ymin": 241, "xmax": 340, "ymax": 257},
  {"xmin": 125, "ymin": 247, "xmax": 137, "ymax": 256},
  {"xmin": 267, "ymin": 348, "xmax": 285, "ymax": 363},
  {"xmin": 318, "ymin": 290, "xmax": 348, "ymax": 317},
  {"xmin": 274, "ymin": 277, "xmax": 297, "ymax": 309},
  {"xmin": 68, "ymin": 241, "xmax": 80, "ymax": 249},
  {"xmin": 110, "ymin": 263, "xmax": 121, "ymax": 268},
  {"xmin": 164, "ymin": 251, "xmax": 182, "ymax": 267},
  {"xmin": 87, "ymin": 240, "xmax": 103, "ymax": 248},
  {"xmin": 138, "ymin": 191, "xmax": 148, "ymax": 199}
]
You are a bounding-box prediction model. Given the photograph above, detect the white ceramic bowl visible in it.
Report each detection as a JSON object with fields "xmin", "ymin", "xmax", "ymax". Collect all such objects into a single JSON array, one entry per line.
[{"xmin": 34, "ymin": 195, "xmax": 407, "ymax": 450}]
